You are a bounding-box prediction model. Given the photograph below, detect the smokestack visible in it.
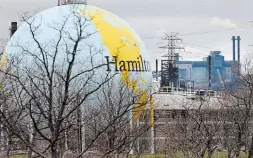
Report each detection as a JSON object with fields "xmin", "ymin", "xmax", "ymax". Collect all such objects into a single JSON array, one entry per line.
[
  {"xmin": 232, "ymin": 36, "xmax": 236, "ymax": 63},
  {"xmin": 10, "ymin": 22, "xmax": 17, "ymax": 37},
  {"xmin": 237, "ymin": 36, "xmax": 241, "ymax": 63},
  {"xmin": 208, "ymin": 55, "xmax": 212, "ymax": 90},
  {"xmin": 156, "ymin": 59, "xmax": 158, "ymax": 81}
]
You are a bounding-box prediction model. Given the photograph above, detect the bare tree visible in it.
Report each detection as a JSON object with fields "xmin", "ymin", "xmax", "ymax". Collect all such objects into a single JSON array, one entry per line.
[
  {"xmin": 0, "ymin": 7, "xmax": 152, "ymax": 158},
  {"xmin": 216, "ymin": 57, "xmax": 253, "ymax": 158},
  {"xmin": 160, "ymin": 96, "xmax": 223, "ymax": 158},
  {"xmin": 217, "ymin": 90, "xmax": 250, "ymax": 158},
  {"xmin": 78, "ymin": 78, "xmax": 151, "ymax": 158}
]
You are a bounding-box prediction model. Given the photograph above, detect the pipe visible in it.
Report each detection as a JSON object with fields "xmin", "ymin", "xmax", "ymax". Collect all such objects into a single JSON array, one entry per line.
[
  {"xmin": 237, "ymin": 36, "xmax": 241, "ymax": 63},
  {"xmin": 10, "ymin": 22, "xmax": 17, "ymax": 37},
  {"xmin": 156, "ymin": 59, "xmax": 158, "ymax": 81},
  {"xmin": 208, "ymin": 55, "xmax": 212, "ymax": 90},
  {"xmin": 232, "ymin": 36, "xmax": 235, "ymax": 63}
]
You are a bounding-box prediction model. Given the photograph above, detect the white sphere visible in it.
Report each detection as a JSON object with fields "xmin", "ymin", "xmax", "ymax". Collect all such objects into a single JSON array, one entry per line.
[{"xmin": 4, "ymin": 5, "xmax": 152, "ymax": 120}]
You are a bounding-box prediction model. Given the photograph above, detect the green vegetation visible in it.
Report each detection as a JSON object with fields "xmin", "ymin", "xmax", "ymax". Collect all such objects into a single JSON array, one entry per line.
[
  {"xmin": 0, "ymin": 152, "xmax": 249, "ymax": 158},
  {"xmin": 130, "ymin": 155, "xmax": 165, "ymax": 158},
  {"xmin": 130, "ymin": 152, "xmax": 249, "ymax": 158},
  {"xmin": 0, "ymin": 154, "xmax": 27, "ymax": 158},
  {"xmin": 11, "ymin": 155, "xmax": 27, "ymax": 158}
]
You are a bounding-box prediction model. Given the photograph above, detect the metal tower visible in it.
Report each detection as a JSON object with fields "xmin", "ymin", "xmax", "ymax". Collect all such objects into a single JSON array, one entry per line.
[
  {"xmin": 159, "ymin": 32, "xmax": 184, "ymax": 88},
  {"xmin": 58, "ymin": 0, "xmax": 87, "ymax": 6}
]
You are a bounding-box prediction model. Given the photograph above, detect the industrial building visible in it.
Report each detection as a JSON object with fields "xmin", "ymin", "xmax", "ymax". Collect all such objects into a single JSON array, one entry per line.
[
  {"xmin": 176, "ymin": 36, "xmax": 240, "ymax": 90},
  {"xmin": 176, "ymin": 50, "xmax": 233, "ymax": 90},
  {"xmin": 139, "ymin": 92, "xmax": 249, "ymax": 154},
  {"xmin": 154, "ymin": 36, "xmax": 241, "ymax": 91}
]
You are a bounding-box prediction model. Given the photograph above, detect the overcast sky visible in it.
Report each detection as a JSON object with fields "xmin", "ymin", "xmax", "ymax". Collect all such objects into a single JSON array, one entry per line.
[{"xmin": 1, "ymin": 0, "xmax": 253, "ymax": 65}]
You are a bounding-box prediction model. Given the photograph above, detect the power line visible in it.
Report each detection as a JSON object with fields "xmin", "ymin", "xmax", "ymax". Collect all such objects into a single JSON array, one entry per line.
[
  {"xmin": 181, "ymin": 42, "xmax": 232, "ymax": 50},
  {"xmin": 180, "ymin": 22, "xmax": 253, "ymax": 36},
  {"xmin": 148, "ymin": 41, "xmax": 230, "ymax": 51},
  {"xmin": 180, "ymin": 26, "xmax": 252, "ymax": 36},
  {"xmin": 143, "ymin": 22, "xmax": 253, "ymax": 39}
]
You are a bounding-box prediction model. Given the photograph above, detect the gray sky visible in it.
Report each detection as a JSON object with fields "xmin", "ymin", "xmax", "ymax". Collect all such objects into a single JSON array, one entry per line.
[{"xmin": 1, "ymin": 0, "xmax": 253, "ymax": 64}]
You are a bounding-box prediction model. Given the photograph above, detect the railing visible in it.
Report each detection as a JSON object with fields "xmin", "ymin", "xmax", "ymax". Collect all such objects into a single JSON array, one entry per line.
[
  {"xmin": 60, "ymin": 0, "xmax": 87, "ymax": 5},
  {"xmin": 157, "ymin": 87, "xmax": 224, "ymax": 99},
  {"xmin": 214, "ymin": 91, "xmax": 223, "ymax": 97},
  {"xmin": 158, "ymin": 87, "xmax": 172, "ymax": 93}
]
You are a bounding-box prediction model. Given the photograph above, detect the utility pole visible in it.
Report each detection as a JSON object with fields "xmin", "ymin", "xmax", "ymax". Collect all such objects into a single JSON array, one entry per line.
[{"xmin": 159, "ymin": 32, "xmax": 184, "ymax": 89}]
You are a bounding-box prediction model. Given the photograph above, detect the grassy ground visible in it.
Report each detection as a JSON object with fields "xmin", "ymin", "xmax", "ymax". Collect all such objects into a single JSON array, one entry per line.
[
  {"xmin": 0, "ymin": 155, "xmax": 27, "ymax": 158},
  {"xmin": 10, "ymin": 156, "xmax": 27, "ymax": 158},
  {"xmin": 130, "ymin": 152, "xmax": 249, "ymax": 158},
  {"xmin": 2, "ymin": 152, "xmax": 249, "ymax": 158}
]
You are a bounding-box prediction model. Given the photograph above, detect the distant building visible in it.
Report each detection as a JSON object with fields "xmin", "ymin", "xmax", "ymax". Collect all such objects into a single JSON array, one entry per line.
[
  {"xmin": 140, "ymin": 93, "xmax": 248, "ymax": 154},
  {"xmin": 153, "ymin": 36, "xmax": 241, "ymax": 91},
  {"xmin": 176, "ymin": 51, "xmax": 234, "ymax": 90}
]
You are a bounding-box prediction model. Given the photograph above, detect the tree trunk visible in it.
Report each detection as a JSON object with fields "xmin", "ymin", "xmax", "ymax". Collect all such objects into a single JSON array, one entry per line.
[
  {"xmin": 200, "ymin": 150, "xmax": 206, "ymax": 158},
  {"xmin": 28, "ymin": 149, "xmax": 33, "ymax": 158},
  {"xmin": 207, "ymin": 139, "xmax": 213, "ymax": 158},
  {"xmin": 51, "ymin": 147, "xmax": 57, "ymax": 158},
  {"xmin": 235, "ymin": 128, "xmax": 242, "ymax": 157},
  {"xmin": 207, "ymin": 151, "xmax": 213, "ymax": 158},
  {"xmin": 64, "ymin": 131, "xmax": 68, "ymax": 150},
  {"xmin": 248, "ymin": 133, "xmax": 253, "ymax": 158},
  {"xmin": 28, "ymin": 126, "xmax": 35, "ymax": 158},
  {"xmin": 227, "ymin": 149, "xmax": 232, "ymax": 158},
  {"xmin": 77, "ymin": 106, "xmax": 82, "ymax": 156},
  {"xmin": 6, "ymin": 134, "xmax": 11, "ymax": 158}
]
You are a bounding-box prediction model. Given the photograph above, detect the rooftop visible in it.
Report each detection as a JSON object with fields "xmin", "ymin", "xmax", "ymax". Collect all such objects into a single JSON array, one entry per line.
[{"xmin": 151, "ymin": 93, "xmax": 223, "ymax": 110}]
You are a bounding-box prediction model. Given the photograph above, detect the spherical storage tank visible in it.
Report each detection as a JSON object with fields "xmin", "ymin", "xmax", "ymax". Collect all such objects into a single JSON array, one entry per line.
[{"xmin": 4, "ymin": 5, "xmax": 152, "ymax": 120}]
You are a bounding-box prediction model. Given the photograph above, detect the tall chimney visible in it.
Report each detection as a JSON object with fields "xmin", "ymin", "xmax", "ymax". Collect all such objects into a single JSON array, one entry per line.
[
  {"xmin": 156, "ymin": 59, "xmax": 158, "ymax": 81},
  {"xmin": 10, "ymin": 22, "xmax": 17, "ymax": 37},
  {"xmin": 208, "ymin": 55, "xmax": 212, "ymax": 90},
  {"xmin": 232, "ymin": 36, "xmax": 236, "ymax": 63},
  {"xmin": 237, "ymin": 36, "xmax": 241, "ymax": 63}
]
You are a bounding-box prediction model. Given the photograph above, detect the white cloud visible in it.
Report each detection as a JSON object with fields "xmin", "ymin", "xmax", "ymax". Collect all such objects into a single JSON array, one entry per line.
[
  {"xmin": 210, "ymin": 17, "xmax": 237, "ymax": 29},
  {"xmin": 182, "ymin": 46, "xmax": 210, "ymax": 61},
  {"xmin": 155, "ymin": 28, "xmax": 168, "ymax": 37}
]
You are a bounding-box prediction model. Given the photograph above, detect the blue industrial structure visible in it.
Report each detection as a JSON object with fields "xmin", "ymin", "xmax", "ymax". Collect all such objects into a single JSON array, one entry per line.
[
  {"xmin": 176, "ymin": 51, "xmax": 234, "ymax": 90},
  {"xmin": 153, "ymin": 36, "xmax": 241, "ymax": 91},
  {"xmin": 172, "ymin": 36, "xmax": 241, "ymax": 91}
]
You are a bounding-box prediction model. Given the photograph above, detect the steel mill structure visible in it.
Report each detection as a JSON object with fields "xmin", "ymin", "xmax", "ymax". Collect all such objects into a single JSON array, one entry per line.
[
  {"xmin": 155, "ymin": 34, "xmax": 241, "ymax": 91},
  {"xmin": 159, "ymin": 33, "xmax": 184, "ymax": 88}
]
